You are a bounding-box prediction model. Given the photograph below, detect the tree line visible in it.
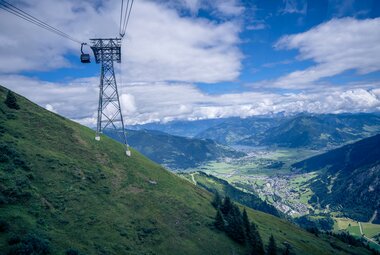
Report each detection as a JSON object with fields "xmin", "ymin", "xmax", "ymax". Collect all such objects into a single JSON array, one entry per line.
[{"xmin": 212, "ymin": 192, "xmax": 286, "ymax": 255}]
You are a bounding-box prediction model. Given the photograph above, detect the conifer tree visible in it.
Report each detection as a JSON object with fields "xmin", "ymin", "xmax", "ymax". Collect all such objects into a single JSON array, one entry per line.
[
  {"xmin": 225, "ymin": 205, "xmax": 245, "ymax": 244},
  {"xmin": 242, "ymin": 208, "xmax": 250, "ymax": 234},
  {"xmin": 4, "ymin": 90, "xmax": 20, "ymax": 110},
  {"xmin": 212, "ymin": 191, "xmax": 222, "ymax": 209},
  {"xmin": 249, "ymin": 223, "xmax": 265, "ymax": 255},
  {"xmin": 267, "ymin": 234, "xmax": 277, "ymax": 255},
  {"xmin": 220, "ymin": 196, "xmax": 233, "ymax": 215},
  {"xmin": 214, "ymin": 209, "xmax": 225, "ymax": 231},
  {"xmin": 283, "ymin": 246, "xmax": 290, "ymax": 255}
]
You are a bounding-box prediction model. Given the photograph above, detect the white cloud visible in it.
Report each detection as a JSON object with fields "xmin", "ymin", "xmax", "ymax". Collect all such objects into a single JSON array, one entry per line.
[
  {"xmin": 181, "ymin": 0, "xmax": 244, "ymax": 17},
  {"xmin": 45, "ymin": 104, "xmax": 57, "ymax": 113},
  {"xmin": 271, "ymin": 17, "xmax": 380, "ymax": 89},
  {"xmin": 214, "ymin": 0, "xmax": 244, "ymax": 17},
  {"xmin": 1, "ymin": 2, "xmax": 379, "ymax": 127},
  {"xmin": 0, "ymin": 0, "xmax": 111, "ymax": 73},
  {"xmin": 122, "ymin": 0, "xmax": 242, "ymax": 83},
  {"xmin": 180, "ymin": 0, "xmax": 202, "ymax": 15},
  {"xmin": 120, "ymin": 93, "xmax": 137, "ymax": 115},
  {"xmin": 329, "ymin": 0, "xmax": 355, "ymax": 18},
  {"xmin": 246, "ymin": 22, "xmax": 267, "ymax": 31},
  {"xmin": 0, "ymin": 75, "xmax": 98, "ymax": 119},
  {"xmin": 281, "ymin": 0, "xmax": 307, "ymax": 15},
  {"xmin": 2, "ymin": 75, "xmax": 379, "ymax": 126},
  {"xmin": 0, "ymin": 0, "xmax": 242, "ymax": 83}
]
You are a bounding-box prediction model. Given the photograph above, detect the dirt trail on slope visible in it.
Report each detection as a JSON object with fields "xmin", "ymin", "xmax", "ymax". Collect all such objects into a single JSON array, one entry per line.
[
  {"xmin": 190, "ymin": 173, "xmax": 197, "ymax": 185},
  {"xmin": 369, "ymin": 210, "xmax": 377, "ymax": 223}
]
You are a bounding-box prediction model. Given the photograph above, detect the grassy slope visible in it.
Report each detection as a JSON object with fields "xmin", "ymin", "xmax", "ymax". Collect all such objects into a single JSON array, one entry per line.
[
  {"xmin": 0, "ymin": 86, "xmax": 372, "ymax": 255},
  {"xmin": 0, "ymin": 87, "xmax": 241, "ymax": 255}
]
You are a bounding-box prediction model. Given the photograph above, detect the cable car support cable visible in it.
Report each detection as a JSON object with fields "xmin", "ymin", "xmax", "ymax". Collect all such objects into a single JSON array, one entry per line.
[
  {"xmin": 119, "ymin": 0, "xmax": 134, "ymax": 38},
  {"xmin": 0, "ymin": 0, "xmax": 82, "ymax": 44}
]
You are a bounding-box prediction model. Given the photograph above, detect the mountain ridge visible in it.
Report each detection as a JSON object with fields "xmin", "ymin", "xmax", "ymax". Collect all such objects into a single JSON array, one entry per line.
[
  {"xmin": 292, "ymin": 134, "xmax": 380, "ymax": 222},
  {"xmin": 106, "ymin": 129, "xmax": 245, "ymax": 170},
  {"xmin": 194, "ymin": 113, "xmax": 380, "ymax": 149}
]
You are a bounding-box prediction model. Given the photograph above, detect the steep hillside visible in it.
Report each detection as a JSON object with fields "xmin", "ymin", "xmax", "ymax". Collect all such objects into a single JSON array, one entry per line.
[
  {"xmin": 253, "ymin": 114, "xmax": 380, "ymax": 149},
  {"xmin": 0, "ymin": 86, "xmax": 373, "ymax": 255},
  {"xmin": 292, "ymin": 134, "xmax": 380, "ymax": 223},
  {"xmin": 180, "ymin": 172, "xmax": 280, "ymax": 217},
  {"xmin": 106, "ymin": 129, "xmax": 245, "ymax": 170}
]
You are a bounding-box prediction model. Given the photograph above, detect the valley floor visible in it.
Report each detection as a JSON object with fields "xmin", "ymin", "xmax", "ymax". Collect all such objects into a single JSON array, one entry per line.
[{"xmin": 186, "ymin": 146, "xmax": 380, "ymax": 250}]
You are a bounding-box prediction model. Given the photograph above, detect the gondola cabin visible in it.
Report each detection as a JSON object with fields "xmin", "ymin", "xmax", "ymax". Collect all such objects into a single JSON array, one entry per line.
[
  {"xmin": 81, "ymin": 53, "xmax": 91, "ymax": 63},
  {"xmin": 80, "ymin": 43, "xmax": 91, "ymax": 63}
]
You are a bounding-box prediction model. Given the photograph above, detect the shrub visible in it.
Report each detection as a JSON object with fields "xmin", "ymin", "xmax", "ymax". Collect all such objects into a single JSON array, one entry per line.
[
  {"xmin": 66, "ymin": 248, "xmax": 80, "ymax": 255},
  {"xmin": 0, "ymin": 219, "xmax": 10, "ymax": 232},
  {"xmin": 214, "ymin": 209, "xmax": 225, "ymax": 231},
  {"xmin": 8, "ymin": 235, "xmax": 21, "ymax": 245},
  {"xmin": 7, "ymin": 233, "xmax": 51, "ymax": 255},
  {"xmin": 211, "ymin": 191, "xmax": 222, "ymax": 209},
  {"xmin": 4, "ymin": 90, "xmax": 20, "ymax": 110},
  {"xmin": 0, "ymin": 153, "xmax": 10, "ymax": 163}
]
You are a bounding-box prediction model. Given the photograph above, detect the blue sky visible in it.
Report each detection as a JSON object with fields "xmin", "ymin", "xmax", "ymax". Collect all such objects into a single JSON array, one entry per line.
[{"xmin": 0, "ymin": 0, "xmax": 380, "ymax": 125}]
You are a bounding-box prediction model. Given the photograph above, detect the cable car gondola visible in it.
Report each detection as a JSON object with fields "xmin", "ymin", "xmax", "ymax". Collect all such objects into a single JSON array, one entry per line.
[{"xmin": 80, "ymin": 43, "xmax": 91, "ymax": 63}]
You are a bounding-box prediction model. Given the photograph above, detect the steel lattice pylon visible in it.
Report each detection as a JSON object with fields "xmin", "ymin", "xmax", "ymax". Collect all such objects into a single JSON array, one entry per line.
[{"xmin": 90, "ymin": 38, "xmax": 131, "ymax": 156}]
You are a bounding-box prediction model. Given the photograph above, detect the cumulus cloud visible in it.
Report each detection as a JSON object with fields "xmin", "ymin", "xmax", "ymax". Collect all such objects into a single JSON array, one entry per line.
[
  {"xmin": 120, "ymin": 93, "xmax": 137, "ymax": 115},
  {"xmin": 0, "ymin": 75, "xmax": 98, "ymax": 119},
  {"xmin": 2, "ymin": 75, "xmax": 379, "ymax": 126},
  {"xmin": 0, "ymin": 0, "xmax": 242, "ymax": 83},
  {"xmin": 45, "ymin": 104, "xmax": 57, "ymax": 113},
  {"xmin": 1, "ymin": 2, "xmax": 379, "ymax": 127},
  {"xmin": 271, "ymin": 17, "xmax": 380, "ymax": 89},
  {"xmin": 122, "ymin": 0, "xmax": 242, "ymax": 83},
  {"xmin": 0, "ymin": 0, "xmax": 112, "ymax": 73}
]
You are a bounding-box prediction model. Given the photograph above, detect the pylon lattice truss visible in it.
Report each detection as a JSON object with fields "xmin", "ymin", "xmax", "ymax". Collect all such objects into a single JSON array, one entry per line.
[{"xmin": 90, "ymin": 38, "xmax": 131, "ymax": 157}]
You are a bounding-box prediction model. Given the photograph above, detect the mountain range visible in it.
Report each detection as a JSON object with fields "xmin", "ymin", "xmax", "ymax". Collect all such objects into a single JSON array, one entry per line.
[
  {"xmin": 198, "ymin": 114, "xmax": 380, "ymax": 149},
  {"xmin": 117, "ymin": 114, "xmax": 380, "ymax": 171},
  {"xmin": 128, "ymin": 118, "xmax": 229, "ymax": 138},
  {"xmin": 106, "ymin": 129, "xmax": 245, "ymax": 170},
  {"xmin": 195, "ymin": 117, "xmax": 277, "ymax": 145},
  {"xmin": 253, "ymin": 114, "xmax": 380, "ymax": 149}
]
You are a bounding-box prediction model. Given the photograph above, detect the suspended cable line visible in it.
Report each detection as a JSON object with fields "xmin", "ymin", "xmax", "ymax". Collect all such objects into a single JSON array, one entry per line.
[
  {"xmin": 0, "ymin": 0, "xmax": 82, "ymax": 44},
  {"xmin": 0, "ymin": 0, "xmax": 136, "ymax": 157},
  {"xmin": 119, "ymin": 0, "xmax": 134, "ymax": 38},
  {"xmin": 119, "ymin": 0, "xmax": 126, "ymax": 37}
]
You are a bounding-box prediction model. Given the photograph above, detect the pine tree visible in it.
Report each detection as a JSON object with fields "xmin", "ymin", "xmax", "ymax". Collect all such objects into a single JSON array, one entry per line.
[
  {"xmin": 225, "ymin": 205, "xmax": 245, "ymax": 244},
  {"xmin": 267, "ymin": 235, "xmax": 277, "ymax": 255},
  {"xmin": 220, "ymin": 196, "xmax": 233, "ymax": 215},
  {"xmin": 211, "ymin": 191, "xmax": 222, "ymax": 209},
  {"xmin": 249, "ymin": 223, "xmax": 265, "ymax": 255},
  {"xmin": 242, "ymin": 208, "xmax": 250, "ymax": 235},
  {"xmin": 214, "ymin": 209, "xmax": 225, "ymax": 231},
  {"xmin": 4, "ymin": 90, "xmax": 20, "ymax": 110},
  {"xmin": 282, "ymin": 246, "xmax": 290, "ymax": 255}
]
